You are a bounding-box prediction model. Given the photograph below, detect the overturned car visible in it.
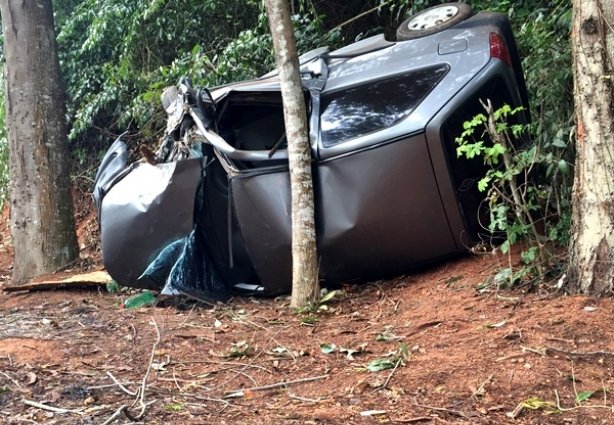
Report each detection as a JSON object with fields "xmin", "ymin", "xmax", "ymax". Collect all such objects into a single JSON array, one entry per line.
[{"xmin": 93, "ymin": 3, "xmax": 529, "ymax": 301}]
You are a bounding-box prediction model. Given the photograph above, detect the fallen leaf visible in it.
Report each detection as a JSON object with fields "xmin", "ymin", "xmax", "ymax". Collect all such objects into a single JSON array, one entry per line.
[
  {"xmin": 486, "ymin": 320, "xmax": 507, "ymax": 328},
  {"xmin": 47, "ymin": 389, "xmax": 62, "ymax": 403},
  {"xmin": 340, "ymin": 344, "xmax": 367, "ymax": 360},
  {"xmin": 366, "ymin": 358, "xmax": 396, "ymax": 372},
  {"xmin": 575, "ymin": 390, "xmax": 595, "ymax": 403},
  {"xmin": 360, "ymin": 410, "xmax": 387, "ymax": 416},
  {"xmin": 26, "ymin": 372, "xmax": 37, "ymax": 385}
]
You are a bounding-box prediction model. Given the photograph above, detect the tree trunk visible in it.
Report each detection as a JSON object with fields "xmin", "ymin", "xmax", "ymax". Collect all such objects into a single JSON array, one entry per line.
[
  {"xmin": 264, "ymin": 0, "xmax": 320, "ymax": 307},
  {"xmin": 1, "ymin": 0, "xmax": 79, "ymax": 285},
  {"xmin": 568, "ymin": 0, "xmax": 614, "ymax": 294}
]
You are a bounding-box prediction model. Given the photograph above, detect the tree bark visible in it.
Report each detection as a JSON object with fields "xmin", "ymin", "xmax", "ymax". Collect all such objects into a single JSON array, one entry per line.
[
  {"xmin": 264, "ymin": 0, "xmax": 320, "ymax": 307},
  {"xmin": 1, "ymin": 0, "xmax": 79, "ymax": 285},
  {"xmin": 568, "ymin": 0, "xmax": 614, "ymax": 294}
]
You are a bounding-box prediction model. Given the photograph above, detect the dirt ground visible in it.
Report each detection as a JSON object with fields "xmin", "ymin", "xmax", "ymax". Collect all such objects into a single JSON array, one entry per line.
[{"xmin": 1, "ymin": 195, "xmax": 614, "ymax": 424}]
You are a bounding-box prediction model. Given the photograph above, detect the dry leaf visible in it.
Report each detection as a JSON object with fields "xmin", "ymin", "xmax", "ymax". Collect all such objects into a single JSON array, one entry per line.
[{"xmin": 26, "ymin": 372, "xmax": 37, "ymax": 385}]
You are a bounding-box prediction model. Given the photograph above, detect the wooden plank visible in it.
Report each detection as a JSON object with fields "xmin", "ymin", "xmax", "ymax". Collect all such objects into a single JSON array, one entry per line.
[{"xmin": 3, "ymin": 270, "xmax": 112, "ymax": 292}]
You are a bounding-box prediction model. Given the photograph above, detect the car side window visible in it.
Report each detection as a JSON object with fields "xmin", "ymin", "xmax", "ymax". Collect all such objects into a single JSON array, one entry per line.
[{"xmin": 319, "ymin": 64, "xmax": 449, "ymax": 147}]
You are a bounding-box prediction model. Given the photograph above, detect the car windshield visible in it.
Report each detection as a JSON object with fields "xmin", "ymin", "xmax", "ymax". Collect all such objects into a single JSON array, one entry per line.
[{"xmin": 319, "ymin": 64, "xmax": 449, "ymax": 147}]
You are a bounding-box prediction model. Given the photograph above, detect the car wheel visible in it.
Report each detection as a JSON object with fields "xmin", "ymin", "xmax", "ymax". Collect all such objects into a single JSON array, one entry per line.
[{"xmin": 396, "ymin": 3, "xmax": 473, "ymax": 41}]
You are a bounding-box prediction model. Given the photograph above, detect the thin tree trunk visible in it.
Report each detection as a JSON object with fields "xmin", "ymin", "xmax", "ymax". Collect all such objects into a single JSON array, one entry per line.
[
  {"xmin": 1, "ymin": 0, "xmax": 79, "ymax": 285},
  {"xmin": 264, "ymin": 0, "xmax": 320, "ymax": 307},
  {"xmin": 568, "ymin": 0, "xmax": 614, "ymax": 294}
]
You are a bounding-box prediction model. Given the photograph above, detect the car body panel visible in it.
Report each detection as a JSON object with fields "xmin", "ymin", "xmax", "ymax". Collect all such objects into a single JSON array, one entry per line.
[{"xmin": 99, "ymin": 158, "xmax": 202, "ymax": 288}]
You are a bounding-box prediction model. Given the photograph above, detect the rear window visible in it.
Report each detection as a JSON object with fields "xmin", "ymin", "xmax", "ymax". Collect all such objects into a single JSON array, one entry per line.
[{"xmin": 320, "ymin": 64, "xmax": 449, "ymax": 147}]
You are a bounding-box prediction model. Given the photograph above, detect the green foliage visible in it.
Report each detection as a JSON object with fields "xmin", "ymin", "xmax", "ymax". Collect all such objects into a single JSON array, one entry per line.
[
  {"xmin": 456, "ymin": 102, "xmax": 571, "ymax": 287},
  {"xmin": 364, "ymin": 343, "xmax": 409, "ymax": 372},
  {"xmin": 123, "ymin": 291, "xmax": 157, "ymax": 309},
  {"xmin": 54, "ymin": 0, "xmax": 341, "ymax": 170}
]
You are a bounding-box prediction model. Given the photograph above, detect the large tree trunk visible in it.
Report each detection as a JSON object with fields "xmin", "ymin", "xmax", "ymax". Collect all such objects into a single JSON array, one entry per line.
[
  {"xmin": 264, "ymin": 0, "xmax": 320, "ymax": 307},
  {"xmin": 1, "ymin": 0, "xmax": 79, "ymax": 285},
  {"xmin": 568, "ymin": 0, "xmax": 614, "ymax": 294}
]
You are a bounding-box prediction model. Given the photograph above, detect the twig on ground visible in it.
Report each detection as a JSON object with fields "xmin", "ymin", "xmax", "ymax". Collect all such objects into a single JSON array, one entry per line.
[
  {"xmin": 106, "ymin": 371, "xmax": 137, "ymax": 396},
  {"xmin": 545, "ymin": 347, "xmax": 614, "ymax": 358},
  {"xmin": 270, "ymin": 336, "xmax": 297, "ymax": 361},
  {"xmin": 22, "ymin": 399, "xmax": 83, "ymax": 415},
  {"xmin": 0, "ymin": 371, "xmax": 23, "ymax": 389},
  {"xmin": 388, "ymin": 417, "xmax": 433, "ymax": 424},
  {"xmin": 172, "ymin": 368, "xmax": 183, "ymax": 392},
  {"xmin": 472, "ymin": 374, "xmax": 494, "ymax": 399},
  {"xmin": 224, "ymin": 374, "xmax": 329, "ymax": 398},
  {"xmin": 410, "ymin": 400, "xmax": 469, "ymax": 419},
  {"xmin": 554, "ymin": 389, "xmax": 613, "ymax": 412},
  {"xmin": 235, "ymin": 369, "xmax": 259, "ymax": 386},
  {"xmin": 181, "ymin": 392, "xmax": 230, "ymax": 407},
  {"xmin": 175, "ymin": 304, "xmax": 197, "ymax": 330},
  {"xmin": 100, "ymin": 405, "xmax": 132, "ymax": 425},
  {"xmin": 381, "ymin": 357, "xmax": 402, "ymax": 389},
  {"xmin": 174, "ymin": 358, "xmax": 280, "ymax": 374},
  {"xmin": 100, "ymin": 317, "xmax": 161, "ymax": 424},
  {"xmin": 220, "ymin": 330, "xmax": 280, "ymax": 388},
  {"xmin": 287, "ymin": 392, "xmax": 326, "ymax": 403},
  {"xmin": 87, "ymin": 381, "xmax": 138, "ymax": 391},
  {"xmin": 520, "ymin": 345, "xmax": 546, "ymax": 356},
  {"xmin": 496, "ymin": 352, "xmax": 526, "ymax": 362}
]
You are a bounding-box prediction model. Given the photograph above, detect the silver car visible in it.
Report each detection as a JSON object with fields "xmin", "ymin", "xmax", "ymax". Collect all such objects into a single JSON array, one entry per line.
[{"xmin": 93, "ymin": 3, "xmax": 529, "ymax": 301}]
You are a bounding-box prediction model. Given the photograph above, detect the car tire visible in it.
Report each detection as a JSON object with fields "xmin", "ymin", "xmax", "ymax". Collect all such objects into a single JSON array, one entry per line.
[{"xmin": 397, "ymin": 3, "xmax": 473, "ymax": 41}]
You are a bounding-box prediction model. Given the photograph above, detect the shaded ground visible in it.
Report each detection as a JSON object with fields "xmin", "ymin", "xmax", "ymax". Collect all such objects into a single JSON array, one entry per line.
[{"xmin": 1, "ymin": 197, "xmax": 614, "ymax": 424}]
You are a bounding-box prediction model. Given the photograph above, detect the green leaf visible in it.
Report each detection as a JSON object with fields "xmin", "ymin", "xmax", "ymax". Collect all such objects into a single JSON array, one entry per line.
[
  {"xmin": 164, "ymin": 402, "xmax": 185, "ymax": 412},
  {"xmin": 320, "ymin": 343, "xmax": 337, "ymax": 354},
  {"xmin": 141, "ymin": 91, "xmax": 157, "ymax": 103},
  {"xmin": 558, "ymin": 159, "xmax": 570, "ymax": 175},
  {"xmin": 494, "ymin": 104, "xmax": 512, "ymax": 120},
  {"xmin": 478, "ymin": 176, "xmax": 491, "ymax": 192},
  {"xmin": 123, "ymin": 291, "xmax": 156, "ymax": 309},
  {"xmin": 493, "ymin": 267, "xmax": 512, "ymax": 287},
  {"xmin": 521, "ymin": 247, "xmax": 538, "ymax": 264},
  {"xmin": 552, "ymin": 138, "xmax": 567, "ymax": 148},
  {"xmin": 575, "ymin": 390, "xmax": 595, "ymax": 403},
  {"xmin": 399, "ymin": 343, "xmax": 410, "ymax": 360},
  {"xmin": 300, "ymin": 315, "xmax": 318, "ymax": 326},
  {"xmin": 365, "ymin": 358, "xmax": 396, "ymax": 372},
  {"xmin": 106, "ymin": 280, "xmax": 120, "ymax": 293},
  {"xmin": 520, "ymin": 397, "xmax": 559, "ymax": 413},
  {"xmin": 319, "ymin": 289, "xmax": 341, "ymax": 304},
  {"xmin": 191, "ymin": 44, "xmax": 202, "ymax": 56}
]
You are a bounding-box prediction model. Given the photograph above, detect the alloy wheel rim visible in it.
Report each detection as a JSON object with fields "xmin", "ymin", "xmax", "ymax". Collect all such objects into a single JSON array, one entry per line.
[{"xmin": 407, "ymin": 5, "xmax": 459, "ymax": 31}]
